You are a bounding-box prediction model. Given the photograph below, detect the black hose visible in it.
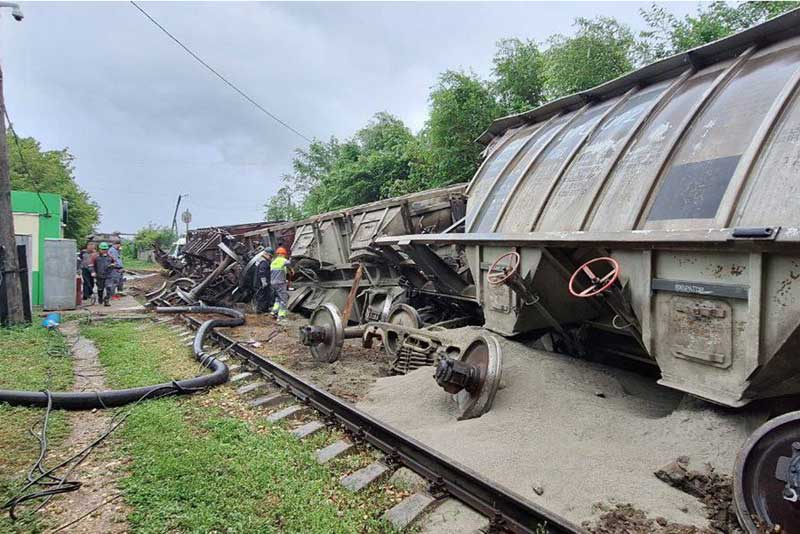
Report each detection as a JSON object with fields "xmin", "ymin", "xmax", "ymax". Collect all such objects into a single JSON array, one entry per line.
[{"xmin": 0, "ymin": 305, "xmax": 243, "ymax": 410}]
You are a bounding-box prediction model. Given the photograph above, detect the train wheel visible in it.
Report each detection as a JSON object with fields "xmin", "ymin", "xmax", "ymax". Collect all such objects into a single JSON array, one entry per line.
[
  {"xmin": 383, "ymin": 304, "xmax": 422, "ymax": 358},
  {"xmin": 735, "ymin": 411, "xmax": 800, "ymax": 532},
  {"xmin": 306, "ymin": 303, "xmax": 344, "ymax": 363},
  {"xmin": 437, "ymin": 334, "xmax": 502, "ymax": 421}
]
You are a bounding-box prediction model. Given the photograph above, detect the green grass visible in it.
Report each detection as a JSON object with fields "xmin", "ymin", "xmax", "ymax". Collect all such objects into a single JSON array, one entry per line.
[
  {"xmin": 81, "ymin": 322, "xmax": 198, "ymax": 388},
  {"xmin": 82, "ymin": 321, "xmax": 399, "ymax": 533},
  {"xmin": 122, "ymin": 257, "xmax": 161, "ymax": 271},
  {"xmin": 0, "ymin": 325, "xmax": 74, "ymax": 533}
]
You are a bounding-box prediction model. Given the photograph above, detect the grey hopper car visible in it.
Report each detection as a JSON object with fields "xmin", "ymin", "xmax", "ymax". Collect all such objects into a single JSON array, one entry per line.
[
  {"xmin": 375, "ymin": 10, "xmax": 800, "ymax": 531},
  {"xmin": 251, "ymin": 184, "xmax": 479, "ymax": 369}
]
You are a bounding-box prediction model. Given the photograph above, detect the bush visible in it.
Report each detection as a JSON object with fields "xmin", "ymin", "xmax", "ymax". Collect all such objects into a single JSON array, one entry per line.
[{"xmin": 127, "ymin": 225, "xmax": 176, "ymax": 258}]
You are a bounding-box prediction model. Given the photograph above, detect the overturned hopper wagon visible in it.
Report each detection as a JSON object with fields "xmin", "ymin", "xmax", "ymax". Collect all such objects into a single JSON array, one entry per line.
[
  {"xmin": 372, "ymin": 10, "xmax": 800, "ymax": 531},
  {"xmin": 248, "ymin": 185, "xmax": 481, "ymax": 367},
  {"xmin": 253, "ymin": 184, "xmax": 468, "ymax": 316}
]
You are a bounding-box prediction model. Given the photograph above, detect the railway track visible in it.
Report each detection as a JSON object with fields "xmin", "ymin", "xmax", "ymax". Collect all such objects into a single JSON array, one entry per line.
[{"xmin": 157, "ymin": 304, "xmax": 584, "ymax": 534}]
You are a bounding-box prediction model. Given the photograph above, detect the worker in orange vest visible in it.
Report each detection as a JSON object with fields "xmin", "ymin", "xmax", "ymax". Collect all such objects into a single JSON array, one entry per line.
[{"xmin": 270, "ymin": 247, "xmax": 291, "ymax": 320}]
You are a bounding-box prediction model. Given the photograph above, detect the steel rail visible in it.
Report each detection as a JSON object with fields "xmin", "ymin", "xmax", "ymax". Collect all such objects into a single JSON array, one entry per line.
[{"xmin": 175, "ymin": 309, "xmax": 585, "ymax": 534}]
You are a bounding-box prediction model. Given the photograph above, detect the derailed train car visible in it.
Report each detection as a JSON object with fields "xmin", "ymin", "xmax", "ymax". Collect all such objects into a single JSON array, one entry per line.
[
  {"xmin": 245, "ymin": 185, "xmax": 480, "ymax": 367},
  {"xmin": 252, "ymin": 184, "xmax": 468, "ymax": 316},
  {"xmin": 367, "ymin": 10, "xmax": 800, "ymax": 531}
]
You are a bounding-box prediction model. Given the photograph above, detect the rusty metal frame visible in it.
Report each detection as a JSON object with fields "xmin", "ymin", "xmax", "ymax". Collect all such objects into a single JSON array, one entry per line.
[
  {"xmin": 718, "ymin": 58, "xmax": 800, "ymax": 226},
  {"xmin": 633, "ymin": 45, "xmax": 758, "ymax": 229},
  {"xmin": 399, "ymin": 200, "xmax": 414, "ymax": 234},
  {"xmin": 467, "ymin": 124, "xmax": 544, "ymax": 232},
  {"xmin": 528, "ymin": 87, "xmax": 638, "ymax": 231},
  {"xmin": 578, "ymin": 69, "xmax": 695, "ymax": 230}
]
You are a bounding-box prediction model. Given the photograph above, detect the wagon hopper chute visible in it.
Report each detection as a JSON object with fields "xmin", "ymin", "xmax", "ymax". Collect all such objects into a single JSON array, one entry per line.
[{"xmin": 375, "ymin": 10, "xmax": 800, "ymax": 531}]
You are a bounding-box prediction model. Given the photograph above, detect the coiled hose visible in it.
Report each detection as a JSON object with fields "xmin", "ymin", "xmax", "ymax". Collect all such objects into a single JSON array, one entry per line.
[{"xmin": 0, "ymin": 305, "xmax": 243, "ymax": 410}]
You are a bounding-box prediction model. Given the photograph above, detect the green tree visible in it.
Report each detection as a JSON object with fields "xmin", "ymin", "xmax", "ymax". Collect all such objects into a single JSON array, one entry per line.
[
  {"xmin": 543, "ymin": 17, "xmax": 636, "ymax": 98},
  {"xmin": 291, "ymin": 136, "xmax": 341, "ymax": 197},
  {"xmin": 263, "ymin": 183, "xmax": 304, "ymax": 222},
  {"xmin": 382, "ymin": 134, "xmax": 435, "ymax": 197},
  {"xmin": 131, "ymin": 224, "xmax": 176, "ymax": 254},
  {"xmin": 492, "ymin": 38, "xmax": 546, "ymax": 113},
  {"xmin": 313, "ymin": 112, "xmax": 414, "ymax": 212},
  {"xmin": 423, "ymin": 70, "xmax": 504, "ymax": 187},
  {"xmin": 638, "ymin": 1, "xmax": 800, "ymax": 63},
  {"xmin": 6, "ymin": 133, "xmax": 99, "ymax": 243},
  {"xmin": 264, "ymin": 113, "xmax": 417, "ymax": 217}
]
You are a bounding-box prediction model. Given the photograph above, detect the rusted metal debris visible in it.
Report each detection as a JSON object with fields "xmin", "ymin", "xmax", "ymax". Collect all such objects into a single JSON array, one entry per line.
[
  {"xmin": 150, "ymin": 185, "xmax": 477, "ymax": 329},
  {"xmin": 152, "ymin": 222, "xmax": 295, "ymax": 306}
]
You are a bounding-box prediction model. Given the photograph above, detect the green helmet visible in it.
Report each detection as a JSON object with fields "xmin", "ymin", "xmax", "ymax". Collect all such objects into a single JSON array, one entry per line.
[{"xmin": 99, "ymin": 242, "xmax": 110, "ymax": 250}]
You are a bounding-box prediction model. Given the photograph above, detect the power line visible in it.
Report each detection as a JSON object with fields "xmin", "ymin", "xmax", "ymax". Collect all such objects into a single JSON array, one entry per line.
[
  {"xmin": 3, "ymin": 109, "xmax": 51, "ymax": 217},
  {"xmin": 129, "ymin": 1, "xmax": 312, "ymax": 144}
]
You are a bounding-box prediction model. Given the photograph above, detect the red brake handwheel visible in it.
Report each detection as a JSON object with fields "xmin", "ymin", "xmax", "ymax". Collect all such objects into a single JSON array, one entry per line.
[
  {"xmin": 568, "ymin": 257, "xmax": 620, "ymax": 298},
  {"xmin": 487, "ymin": 251, "xmax": 521, "ymax": 286}
]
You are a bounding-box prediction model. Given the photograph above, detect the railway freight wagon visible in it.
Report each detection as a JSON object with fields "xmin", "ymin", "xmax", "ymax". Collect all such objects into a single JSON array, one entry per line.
[
  {"xmin": 248, "ymin": 184, "xmax": 473, "ymax": 331},
  {"xmin": 375, "ymin": 11, "xmax": 800, "ymax": 532}
]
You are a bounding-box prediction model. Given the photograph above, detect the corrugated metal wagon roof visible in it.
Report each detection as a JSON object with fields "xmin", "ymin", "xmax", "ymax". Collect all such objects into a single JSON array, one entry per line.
[
  {"xmin": 465, "ymin": 8, "xmax": 800, "ymax": 237},
  {"xmin": 478, "ymin": 8, "xmax": 800, "ymax": 145}
]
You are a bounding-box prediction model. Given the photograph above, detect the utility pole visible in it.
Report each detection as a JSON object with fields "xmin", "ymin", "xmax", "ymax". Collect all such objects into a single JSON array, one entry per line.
[
  {"xmin": 170, "ymin": 194, "xmax": 182, "ymax": 236},
  {"xmin": 0, "ymin": 3, "xmax": 25, "ymax": 324}
]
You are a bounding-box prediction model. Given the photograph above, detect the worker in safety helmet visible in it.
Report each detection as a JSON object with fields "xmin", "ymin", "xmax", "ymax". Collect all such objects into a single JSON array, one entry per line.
[
  {"xmin": 79, "ymin": 242, "xmax": 97, "ymax": 302},
  {"xmin": 254, "ymin": 247, "xmax": 274, "ymax": 313},
  {"xmin": 108, "ymin": 241, "xmax": 125, "ymax": 299},
  {"xmin": 91, "ymin": 242, "xmax": 120, "ymax": 306},
  {"xmin": 270, "ymin": 247, "xmax": 291, "ymax": 320}
]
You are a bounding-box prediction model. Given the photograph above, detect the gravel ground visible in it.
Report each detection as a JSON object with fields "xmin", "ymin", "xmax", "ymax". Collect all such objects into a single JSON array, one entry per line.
[
  {"xmin": 356, "ymin": 328, "xmax": 769, "ymax": 530},
  {"xmin": 223, "ymin": 312, "xmax": 391, "ymax": 402},
  {"xmin": 128, "ymin": 273, "xmax": 392, "ymax": 402}
]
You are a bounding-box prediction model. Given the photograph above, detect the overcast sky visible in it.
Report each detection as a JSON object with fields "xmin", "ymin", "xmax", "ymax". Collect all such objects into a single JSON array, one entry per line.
[{"xmin": 0, "ymin": 1, "xmax": 698, "ymax": 233}]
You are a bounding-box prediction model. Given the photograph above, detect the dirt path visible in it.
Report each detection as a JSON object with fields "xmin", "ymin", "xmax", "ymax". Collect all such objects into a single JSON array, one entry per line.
[{"xmin": 43, "ymin": 322, "xmax": 129, "ymax": 533}]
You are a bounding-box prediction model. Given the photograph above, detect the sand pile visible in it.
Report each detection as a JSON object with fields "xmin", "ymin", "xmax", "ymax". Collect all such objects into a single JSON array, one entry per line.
[{"xmin": 357, "ymin": 329, "xmax": 767, "ymax": 528}]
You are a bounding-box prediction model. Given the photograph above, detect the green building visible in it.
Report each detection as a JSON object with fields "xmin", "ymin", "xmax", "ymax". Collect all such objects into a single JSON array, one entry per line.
[{"xmin": 11, "ymin": 191, "xmax": 66, "ymax": 306}]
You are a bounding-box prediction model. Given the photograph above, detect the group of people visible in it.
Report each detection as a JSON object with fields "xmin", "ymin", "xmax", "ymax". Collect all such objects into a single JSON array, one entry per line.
[
  {"xmin": 254, "ymin": 246, "xmax": 290, "ymax": 320},
  {"xmin": 79, "ymin": 241, "xmax": 124, "ymax": 306},
  {"xmin": 77, "ymin": 239, "xmax": 288, "ymax": 315}
]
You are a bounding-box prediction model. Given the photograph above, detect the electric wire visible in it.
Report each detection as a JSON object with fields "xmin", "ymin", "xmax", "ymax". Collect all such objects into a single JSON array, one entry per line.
[
  {"xmin": 0, "ymin": 303, "xmax": 241, "ymax": 527},
  {"xmin": 2, "ymin": 382, "xmax": 206, "ymax": 521},
  {"xmin": 3, "ymin": 109, "xmax": 51, "ymax": 216},
  {"xmin": 129, "ymin": 1, "xmax": 312, "ymax": 143}
]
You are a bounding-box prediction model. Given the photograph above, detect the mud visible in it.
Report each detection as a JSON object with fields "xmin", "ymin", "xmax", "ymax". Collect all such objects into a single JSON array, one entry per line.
[
  {"xmin": 587, "ymin": 456, "xmax": 745, "ymax": 534},
  {"xmin": 654, "ymin": 457, "xmax": 742, "ymax": 533},
  {"xmin": 588, "ymin": 504, "xmax": 714, "ymax": 534}
]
